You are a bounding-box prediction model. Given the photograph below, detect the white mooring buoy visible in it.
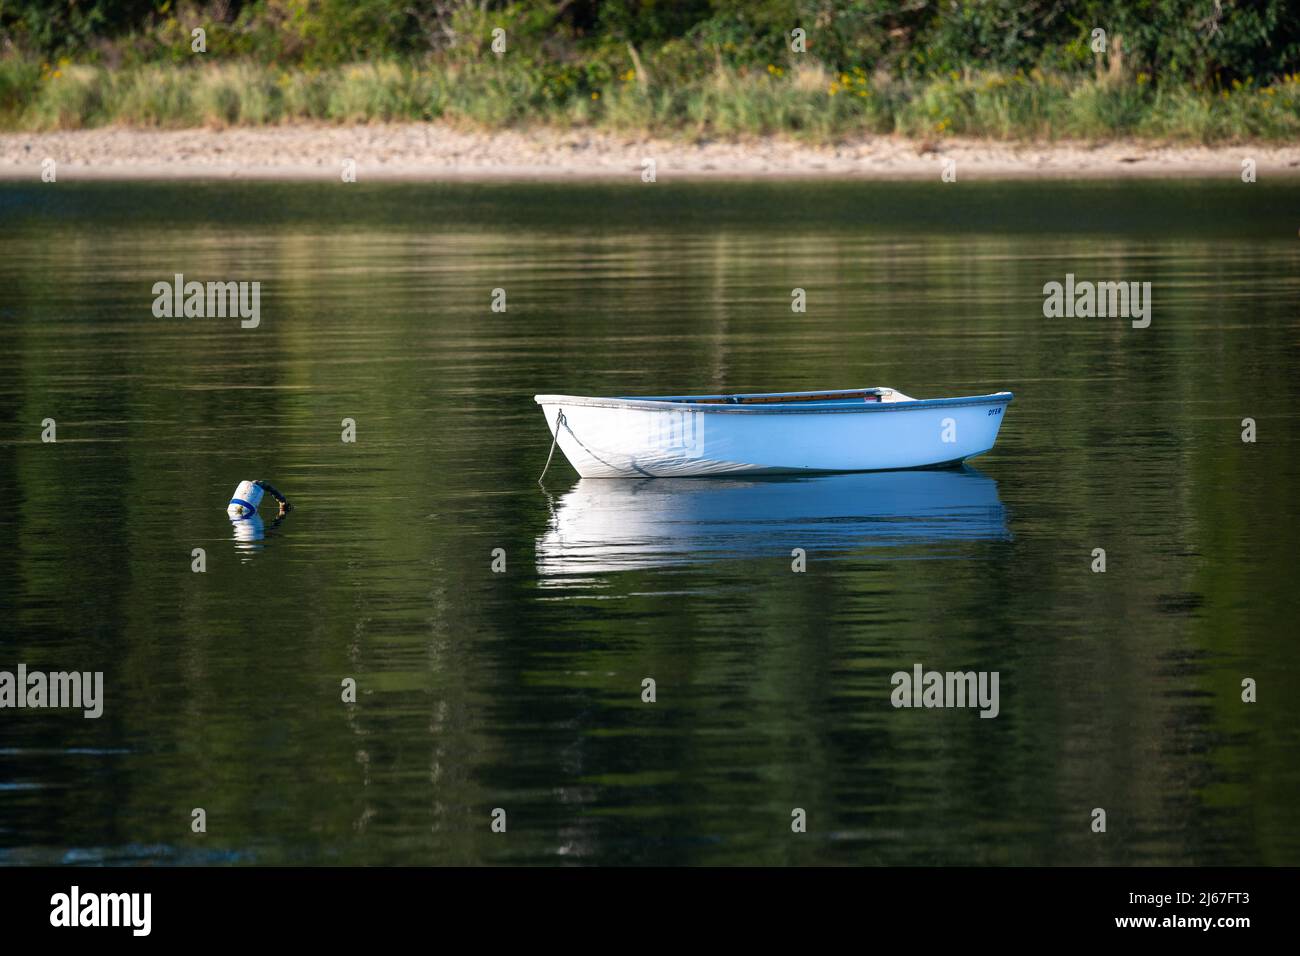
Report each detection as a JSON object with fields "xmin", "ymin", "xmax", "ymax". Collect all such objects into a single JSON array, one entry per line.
[{"xmin": 226, "ymin": 480, "xmax": 291, "ymax": 518}]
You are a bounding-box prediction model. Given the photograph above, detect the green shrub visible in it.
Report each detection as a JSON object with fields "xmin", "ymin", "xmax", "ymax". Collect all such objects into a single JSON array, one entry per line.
[{"xmin": 1, "ymin": 54, "xmax": 1296, "ymax": 143}]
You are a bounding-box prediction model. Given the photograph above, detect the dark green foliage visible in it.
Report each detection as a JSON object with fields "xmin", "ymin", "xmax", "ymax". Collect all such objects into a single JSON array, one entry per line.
[
  {"xmin": 1, "ymin": 1, "xmax": 1297, "ymax": 139},
  {"xmin": 1, "ymin": 2, "xmax": 1296, "ymax": 85}
]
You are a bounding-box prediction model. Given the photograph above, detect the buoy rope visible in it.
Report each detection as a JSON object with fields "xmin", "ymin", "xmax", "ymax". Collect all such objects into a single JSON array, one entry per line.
[{"xmin": 538, "ymin": 409, "xmax": 566, "ymax": 485}]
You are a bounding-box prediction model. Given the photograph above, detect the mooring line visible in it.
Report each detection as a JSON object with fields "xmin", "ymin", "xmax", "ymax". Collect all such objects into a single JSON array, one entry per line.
[
  {"xmin": 538, "ymin": 409, "xmax": 566, "ymax": 486},
  {"xmin": 540, "ymin": 408, "xmax": 632, "ymax": 483},
  {"xmin": 559, "ymin": 414, "xmax": 624, "ymax": 473}
]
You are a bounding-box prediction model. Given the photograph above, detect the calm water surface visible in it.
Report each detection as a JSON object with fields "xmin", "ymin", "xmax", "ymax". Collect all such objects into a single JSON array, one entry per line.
[{"xmin": 0, "ymin": 180, "xmax": 1297, "ymax": 864}]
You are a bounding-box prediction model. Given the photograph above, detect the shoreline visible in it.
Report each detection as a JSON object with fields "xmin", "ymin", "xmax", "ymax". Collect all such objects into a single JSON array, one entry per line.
[{"xmin": 3, "ymin": 123, "xmax": 1299, "ymax": 182}]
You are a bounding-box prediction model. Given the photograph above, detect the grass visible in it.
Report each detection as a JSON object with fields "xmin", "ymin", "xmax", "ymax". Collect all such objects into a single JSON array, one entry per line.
[{"xmin": 3, "ymin": 57, "xmax": 1298, "ymax": 144}]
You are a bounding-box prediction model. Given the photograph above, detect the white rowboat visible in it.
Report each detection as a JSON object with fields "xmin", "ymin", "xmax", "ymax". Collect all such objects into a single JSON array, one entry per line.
[{"xmin": 534, "ymin": 387, "xmax": 1012, "ymax": 478}]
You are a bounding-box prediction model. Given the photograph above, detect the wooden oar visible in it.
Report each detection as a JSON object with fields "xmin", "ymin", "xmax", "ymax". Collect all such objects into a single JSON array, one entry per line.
[{"xmin": 677, "ymin": 390, "xmax": 883, "ymax": 405}]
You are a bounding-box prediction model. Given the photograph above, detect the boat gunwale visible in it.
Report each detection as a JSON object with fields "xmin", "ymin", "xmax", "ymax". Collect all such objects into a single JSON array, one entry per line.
[{"xmin": 533, "ymin": 390, "xmax": 1014, "ymax": 415}]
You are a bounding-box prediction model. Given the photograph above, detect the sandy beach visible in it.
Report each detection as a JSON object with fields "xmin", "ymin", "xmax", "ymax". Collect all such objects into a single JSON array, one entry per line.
[{"xmin": 2, "ymin": 123, "xmax": 1298, "ymax": 181}]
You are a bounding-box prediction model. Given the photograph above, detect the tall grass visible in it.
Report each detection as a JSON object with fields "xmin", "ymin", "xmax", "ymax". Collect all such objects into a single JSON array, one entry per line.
[{"xmin": 2, "ymin": 57, "xmax": 1297, "ymax": 143}]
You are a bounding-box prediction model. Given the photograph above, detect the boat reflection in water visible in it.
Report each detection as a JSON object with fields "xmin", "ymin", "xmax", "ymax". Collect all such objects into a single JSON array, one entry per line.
[{"xmin": 536, "ymin": 466, "xmax": 1010, "ymax": 577}]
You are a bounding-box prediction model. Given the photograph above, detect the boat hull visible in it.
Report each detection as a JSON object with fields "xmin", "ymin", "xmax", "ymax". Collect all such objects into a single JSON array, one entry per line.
[{"xmin": 534, "ymin": 390, "xmax": 1012, "ymax": 478}]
